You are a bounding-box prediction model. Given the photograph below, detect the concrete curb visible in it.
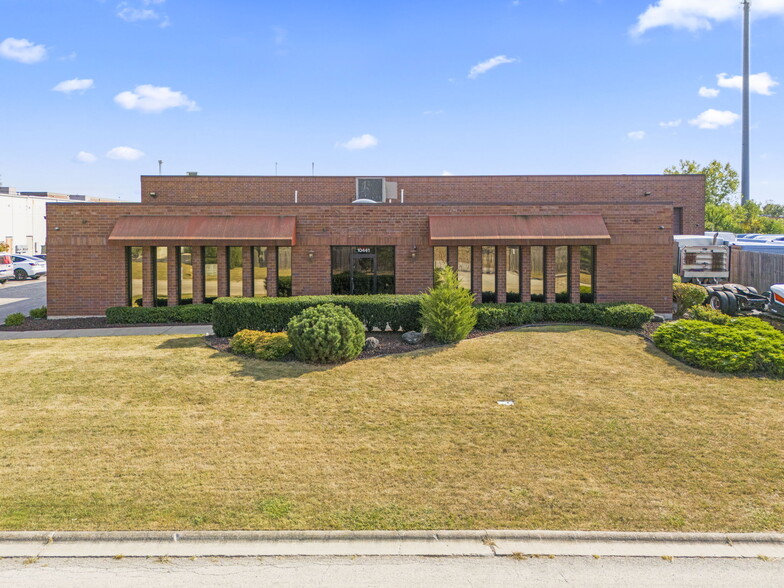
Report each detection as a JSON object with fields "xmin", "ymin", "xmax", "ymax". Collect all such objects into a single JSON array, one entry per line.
[
  {"xmin": 1, "ymin": 530, "xmax": 782, "ymax": 559},
  {"xmin": 0, "ymin": 325, "xmax": 213, "ymax": 340}
]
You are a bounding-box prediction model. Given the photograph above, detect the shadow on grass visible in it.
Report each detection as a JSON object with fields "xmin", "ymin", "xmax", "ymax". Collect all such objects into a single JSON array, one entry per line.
[{"xmin": 155, "ymin": 336, "xmax": 207, "ymax": 350}]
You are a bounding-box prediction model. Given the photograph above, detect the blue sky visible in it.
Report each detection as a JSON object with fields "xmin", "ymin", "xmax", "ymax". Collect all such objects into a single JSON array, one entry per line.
[{"xmin": 2, "ymin": 0, "xmax": 783, "ymax": 204}]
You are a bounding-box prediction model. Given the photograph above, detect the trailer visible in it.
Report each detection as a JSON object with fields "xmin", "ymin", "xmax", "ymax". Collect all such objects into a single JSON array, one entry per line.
[
  {"xmin": 768, "ymin": 285, "xmax": 784, "ymax": 317},
  {"xmin": 703, "ymin": 284, "xmax": 769, "ymax": 316},
  {"xmin": 674, "ymin": 235, "xmax": 730, "ymax": 284}
]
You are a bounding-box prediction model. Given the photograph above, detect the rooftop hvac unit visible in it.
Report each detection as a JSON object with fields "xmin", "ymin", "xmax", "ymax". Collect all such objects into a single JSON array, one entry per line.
[{"xmin": 355, "ymin": 178, "xmax": 397, "ymax": 203}]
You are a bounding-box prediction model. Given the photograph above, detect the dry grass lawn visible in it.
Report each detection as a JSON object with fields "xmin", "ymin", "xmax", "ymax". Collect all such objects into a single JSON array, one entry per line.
[{"xmin": 0, "ymin": 326, "xmax": 782, "ymax": 532}]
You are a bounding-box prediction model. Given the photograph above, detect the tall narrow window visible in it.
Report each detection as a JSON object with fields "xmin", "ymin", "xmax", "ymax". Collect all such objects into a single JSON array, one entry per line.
[
  {"xmin": 506, "ymin": 246, "xmax": 520, "ymax": 303},
  {"xmin": 228, "ymin": 246, "xmax": 243, "ymax": 297},
  {"xmin": 457, "ymin": 246, "xmax": 472, "ymax": 290},
  {"xmin": 530, "ymin": 246, "xmax": 544, "ymax": 302},
  {"xmin": 482, "ymin": 246, "xmax": 496, "ymax": 303},
  {"xmin": 433, "ymin": 246, "xmax": 447, "ymax": 285},
  {"xmin": 203, "ymin": 246, "xmax": 218, "ymax": 300},
  {"xmin": 153, "ymin": 247, "xmax": 168, "ymax": 306},
  {"xmin": 253, "ymin": 246, "xmax": 267, "ymax": 297},
  {"xmin": 555, "ymin": 246, "xmax": 569, "ymax": 303},
  {"xmin": 127, "ymin": 246, "xmax": 143, "ymax": 307},
  {"xmin": 179, "ymin": 246, "xmax": 193, "ymax": 304},
  {"xmin": 277, "ymin": 246, "xmax": 292, "ymax": 297},
  {"xmin": 580, "ymin": 246, "xmax": 595, "ymax": 303}
]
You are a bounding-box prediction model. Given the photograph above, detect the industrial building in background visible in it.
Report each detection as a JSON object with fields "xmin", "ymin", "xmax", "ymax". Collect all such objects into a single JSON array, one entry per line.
[{"xmin": 0, "ymin": 186, "xmax": 118, "ymax": 255}]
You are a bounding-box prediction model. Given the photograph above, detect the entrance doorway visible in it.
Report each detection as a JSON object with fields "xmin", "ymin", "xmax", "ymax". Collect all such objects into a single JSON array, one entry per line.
[{"xmin": 331, "ymin": 246, "xmax": 395, "ymax": 295}]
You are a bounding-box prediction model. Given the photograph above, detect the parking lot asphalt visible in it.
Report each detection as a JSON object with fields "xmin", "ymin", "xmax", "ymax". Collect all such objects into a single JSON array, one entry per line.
[{"xmin": 0, "ymin": 277, "xmax": 47, "ymax": 323}]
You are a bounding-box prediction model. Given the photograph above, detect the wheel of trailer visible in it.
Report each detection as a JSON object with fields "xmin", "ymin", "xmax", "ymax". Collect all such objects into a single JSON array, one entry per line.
[
  {"xmin": 724, "ymin": 292, "xmax": 739, "ymax": 316},
  {"xmin": 709, "ymin": 291, "xmax": 728, "ymax": 313}
]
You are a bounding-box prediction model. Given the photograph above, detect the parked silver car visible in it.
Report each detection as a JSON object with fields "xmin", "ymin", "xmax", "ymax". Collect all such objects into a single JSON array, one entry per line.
[{"xmin": 11, "ymin": 254, "xmax": 47, "ymax": 280}]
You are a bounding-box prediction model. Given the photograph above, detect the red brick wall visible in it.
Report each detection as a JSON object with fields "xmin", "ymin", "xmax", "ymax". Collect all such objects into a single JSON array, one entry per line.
[
  {"xmin": 46, "ymin": 198, "xmax": 677, "ymax": 317},
  {"xmin": 141, "ymin": 174, "xmax": 705, "ymax": 234}
]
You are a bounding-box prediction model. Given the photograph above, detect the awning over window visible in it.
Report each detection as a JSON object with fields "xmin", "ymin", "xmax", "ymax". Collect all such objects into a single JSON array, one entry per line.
[
  {"xmin": 428, "ymin": 215, "xmax": 611, "ymax": 246},
  {"xmin": 108, "ymin": 216, "xmax": 296, "ymax": 246}
]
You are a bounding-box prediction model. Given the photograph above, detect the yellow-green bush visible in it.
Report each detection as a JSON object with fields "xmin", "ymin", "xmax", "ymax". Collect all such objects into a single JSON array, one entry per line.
[
  {"xmin": 253, "ymin": 332, "xmax": 292, "ymax": 360},
  {"xmin": 673, "ymin": 282, "xmax": 707, "ymax": 317}
]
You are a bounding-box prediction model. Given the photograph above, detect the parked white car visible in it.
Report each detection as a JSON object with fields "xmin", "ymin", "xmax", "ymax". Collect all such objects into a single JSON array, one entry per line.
[
  {"xmin": 0, "ymin": 254, "xmax": 13, "ymax": 284},
  {"xmin": 11, "ymin": 254, "xmax": 47, "ymax": 280}
]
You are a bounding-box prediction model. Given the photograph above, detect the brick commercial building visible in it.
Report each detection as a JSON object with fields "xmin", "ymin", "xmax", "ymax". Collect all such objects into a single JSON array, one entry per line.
[{"xmin": 46, "ymin": 175, "xmax": 704, "ymax": 318}]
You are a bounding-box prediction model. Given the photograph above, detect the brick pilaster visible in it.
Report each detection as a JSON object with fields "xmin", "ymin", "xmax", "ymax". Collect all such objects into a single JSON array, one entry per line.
[
  {"xmin": 447, "ymin": 246, "xmax": 459, "ymax": 271},
  {"xmin": 165, "ymin": 247, "xmax": 177, "ymax": 306},
  {"xmin": 267, "ymin": 246, "xmax": 278, "ymax": 297},
  {"xmin": 192, "ymin": 247, "xmax": 205, "ymax": 304},
  {"xmin": 544, "ymin": 246, "xmax": 556, "ymax": 303},
  {"xmin": 496, "ymin": 245, "xmax": 507, "ymax": 304},
  {"xmin": 242, "ymin": 247, "xmax": 253, "ymax": 297},
  {"xmin": 217, "ymin": 246, "xmax": 229, "ymax": 298},
  {"xmin": 142, "ymin": 246, "xmax": 155, "ymax": 307},
  {"xmin": 569, "ymin": 245, "xmax": 581, "ymax": 304},
  {"xmin": 471, "ymin": 246, "xmax": 482, "ymax": 300},
  {"xmin": 520, "ymin": 246, "xmax": 531, "ymax": 302}
]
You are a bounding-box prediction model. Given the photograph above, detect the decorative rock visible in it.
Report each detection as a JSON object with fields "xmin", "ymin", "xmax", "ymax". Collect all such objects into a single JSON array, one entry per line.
[
  {"xmin": 364, "ymin": 337, "xmax": 380, "ymax": 351},
  {"xmin": 402, "ymin": 331, "xmax": 424, "ymax": 345}
]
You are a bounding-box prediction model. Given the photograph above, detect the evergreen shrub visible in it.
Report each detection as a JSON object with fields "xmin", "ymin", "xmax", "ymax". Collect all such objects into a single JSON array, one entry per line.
[
  {"xmin": 287, "ymin": 304, "xmax": 365, "ymax": 363},
  {"xmin": 419, "ymin": 266, "xmax": 477, "ymax": 343}
]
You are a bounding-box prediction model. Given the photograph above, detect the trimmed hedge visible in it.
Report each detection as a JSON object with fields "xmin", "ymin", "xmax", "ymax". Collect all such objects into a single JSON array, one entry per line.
[
  {"xmin": 653, "ymin": 319, "xmax": 784, "ymax": 376},
  {"xmin": 212, "ymin": 295, "xmax": 422, "ymax": 337},
  {"xmin": 474, "ymin": 302, "xmax": 654, "ymax": 331},
  {"xmin": 106, "ymin": 304, "xmax": 213, "ymax": 324}
]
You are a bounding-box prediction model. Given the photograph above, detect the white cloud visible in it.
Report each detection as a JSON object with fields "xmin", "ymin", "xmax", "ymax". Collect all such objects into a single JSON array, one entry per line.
[
  {"xmin": 689, "ymin": 109, "xmax": 740, "ymax": 130},
  {"xmin": 117, "ymin": 1, "xmax": 169, "ymax": 26},
  {"xmin": 632, "ymin": 0, "xmax": 784, "ymax": 36},
  {"xmin": 75, "ymin": 151, "xmax": 97, "ymax": 164},
  {"xmin": 58, "ymin": 51, "xmax": 77, "ymax": 62},
  {"xmin": 441, "ymin": 170, "xmax": 454, "ymax": 176},
  {"xmin": 698, "ymin": 86, "xmax": 720, "ymax": 98},
  {"xmin": 627, "ymin": 131, "xmax": 646, "ymax": 141},
  {"xmin": 468, "ymin": 55, "xmax": 517, "ymax": 79},
  {"xmin": 114, "ymin": 84, "xmax": 199, "ymax": 113},
  {"xmin": 106, "ymin": 146, "xmax": 145, "ymax": 161},
  {"xmin": 336, "ymin": 134, "xmax": 378, "ymax": 151},
  {"xmin": 659, "ymin": 119, "xmax": 682, "ymax": 128},
  {"xmin": 0, "ymin": 37, "xmax": 47, "ymax": 64},
  {"xmin": 717, "ymin": 72, "xmax": 779, "ymax": 95},
  {"xmin": 53, "ymin": 78, "xmax": 95, "ymax": 94}
]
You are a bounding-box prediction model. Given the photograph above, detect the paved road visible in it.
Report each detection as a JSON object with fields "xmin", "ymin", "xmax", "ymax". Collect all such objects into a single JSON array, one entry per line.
[
  {"xmin": 1, "ymin": 556, "xmax": 781, "ymax": 587},
  {"xmin": 0, "ymin": 277, "xmax": 46, "ymax": 322}
]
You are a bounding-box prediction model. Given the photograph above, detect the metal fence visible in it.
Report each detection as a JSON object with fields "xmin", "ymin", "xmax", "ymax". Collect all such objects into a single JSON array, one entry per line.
[{"xmin": 729, "ymin": 247, "xmax": 784, "ymax": 292}]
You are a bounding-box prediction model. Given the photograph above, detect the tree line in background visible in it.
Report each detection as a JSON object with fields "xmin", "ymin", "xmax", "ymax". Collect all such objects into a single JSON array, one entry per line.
[{"xmin": 664, "ymin": 160, "xmax": 784, "ymax": 234}]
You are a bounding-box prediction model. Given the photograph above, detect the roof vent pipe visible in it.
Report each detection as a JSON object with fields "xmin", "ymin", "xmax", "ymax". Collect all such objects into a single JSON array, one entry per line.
[
  {"xmin": 294, "ymin": 190, "xmax": 298, "ymax": 204},
  {"xmin": 400, "ymin": 189, "xmax": 404, "ymax": 204}
]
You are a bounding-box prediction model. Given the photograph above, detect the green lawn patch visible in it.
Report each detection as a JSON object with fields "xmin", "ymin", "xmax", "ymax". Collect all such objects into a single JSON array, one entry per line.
[{"xmin": 0, "ymin": 326, "xmax": 782, "ymax": 532}]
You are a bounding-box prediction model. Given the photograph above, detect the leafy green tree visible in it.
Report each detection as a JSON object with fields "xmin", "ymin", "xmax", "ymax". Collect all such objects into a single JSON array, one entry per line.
[
  {"xmin": 664, "ymin": 159, "xmax": 739, "ymax": 205},
  {"xmin": 762, "ymin": 202, "xmax": 784, "ymax": 218},
  {"xmin": 665, "ymin": 160, "xmax": 784, "ymax": 233}
]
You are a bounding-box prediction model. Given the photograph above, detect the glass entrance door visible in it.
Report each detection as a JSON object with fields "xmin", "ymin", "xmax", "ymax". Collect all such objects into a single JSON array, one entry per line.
[
  {"xmin": 350, "ymin": 254, "xmax": 376, "ymax": 295},
  {"xmin": 331, "ymin": 246, "xmax": 396, "ymax": 295}
]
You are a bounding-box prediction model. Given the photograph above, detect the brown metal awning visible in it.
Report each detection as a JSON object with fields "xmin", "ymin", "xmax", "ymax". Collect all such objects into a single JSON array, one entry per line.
[
  {"xmin": 428, "ymin": 215, "xmax": 611, "ymax": 246},
  {"xmin": 108, "ymin": 216, "xmax": 296, "ymax": 246}
]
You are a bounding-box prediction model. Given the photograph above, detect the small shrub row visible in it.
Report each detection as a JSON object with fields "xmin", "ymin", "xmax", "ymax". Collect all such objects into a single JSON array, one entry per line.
[
  {"xmin": 29, "ymin": 306, "xmax": 47, "ymax": 319},
  {"xmin": 230, "ymin": 329, "xmax": 292, "ymax": 360},
  {"xmin": 287, "ymin": 304, "xmax": 365, "ymax": 362},
  {"xmin": 106, "ymin": 304, "xmax": 213, "ymax": 324},
  {"xmin": 4, "ymin": 313, "xmax": 25, "ymax": 326},
  {"xmin": 212, "ymin": 295, "xmax": 422, "ymax": 337},
  {"xmin": 474, "ymin": 302, "xmax": 654, "ymax": 331},
  {"xmin": 653, "ymin": 318, "xmax": 784, "ymax": 376}
]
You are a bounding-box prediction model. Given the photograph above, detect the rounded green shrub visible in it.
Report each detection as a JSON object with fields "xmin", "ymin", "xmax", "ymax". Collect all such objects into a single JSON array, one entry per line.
[
  {"xmin": 254, "ymin": 332, "xmax": 292, "ymax": 360},
  {"xmin": 419, "ymin": 266, "xmax": 477, "ymax": 343},
  {"xmin": 601, "ymin": 304, "xmax": 654, "ymax": 329},
  {"xmin": 673, "ymin": 282, "xmax": 707, "ymax": 317},
  {"xmin": 4, "ymin": 312, "xmax": 25, "ymax": 326},
  {"xmin": 29, "ymin": 306, "xmax": 47, "ymax": 319},
  {"xmin": 287, "ymin": 304, "xmax": 365, "ymax": 363},
  {"xmin": 673, "ymin": 273, "xmax": 682, "ymax": 284},
  {"xmin": 687, "ymin": 305, "xmax": 731, "ymax": 325},
  {"xmin": 653, "ymin": 319, "xmax": 784, "ymax": 376},
  {"xmin": 230, "ymin": 329, "xmax": 263, "ymax": 355}
]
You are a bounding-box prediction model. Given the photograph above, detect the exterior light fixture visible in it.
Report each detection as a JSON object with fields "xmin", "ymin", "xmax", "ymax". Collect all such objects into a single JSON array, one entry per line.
[
  {"xmin": 644, "ymin": 191, "xmax": 652, "ymax": 196},
  {"xmin": 149, "ymin": 192, "xmax": 158, "ymax": 198},
  {"xmin": 308, "ymin": 250, "xmax": 314, "ymax": 261},
  {"xmin": 410, "ymin": 246, "xmax": 417, "ymax": 259}
]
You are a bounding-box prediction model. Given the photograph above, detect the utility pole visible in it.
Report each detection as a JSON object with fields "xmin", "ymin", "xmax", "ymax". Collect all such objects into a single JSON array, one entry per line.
[
  {"xmin": 158, "ymin": 160, "xmax": 163, "ymax": 175},
  {"xmin": 741, "ymin": 0, "xmax": 751, "ymax": 205}
]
